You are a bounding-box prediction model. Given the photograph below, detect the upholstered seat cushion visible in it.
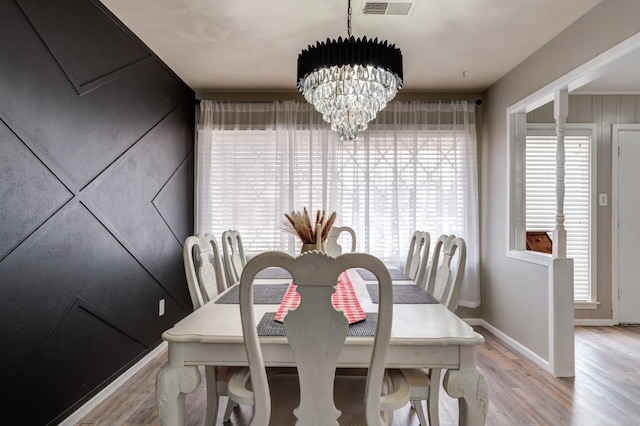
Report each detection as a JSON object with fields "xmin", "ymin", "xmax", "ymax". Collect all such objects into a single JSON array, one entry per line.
[
  {"xmin": 265, "ymin": 373, "xmax": 390, "ymax": 426},
  {"xmin": 396, "ymin": 367, "xmax": 431, "ymax": 388}
]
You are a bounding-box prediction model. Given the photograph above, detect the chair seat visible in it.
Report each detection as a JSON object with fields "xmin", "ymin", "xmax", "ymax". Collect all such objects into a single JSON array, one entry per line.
[
  {"xmin": 397, "ymin": 368, "xmax": 431, "ymax": 389},
  {"xmin": 229, "ymin": 369, "xmax": 408, "ymax": 424},
  {"xmin": 400, "ymin": 368, "xmax": 431, "ymax": 398},
  {"xmin": 261, "ymin": 373, "xmax": 400, "ymax": 426},
  {"xmin": 395, "ymin": 367, "xmax": 436, "ymax": 426}
]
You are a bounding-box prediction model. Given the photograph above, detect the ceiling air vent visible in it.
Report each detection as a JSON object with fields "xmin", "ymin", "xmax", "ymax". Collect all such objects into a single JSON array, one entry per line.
[{"xmin": 362, "ymin": 2, "xmax": 413, "ymax": 16}]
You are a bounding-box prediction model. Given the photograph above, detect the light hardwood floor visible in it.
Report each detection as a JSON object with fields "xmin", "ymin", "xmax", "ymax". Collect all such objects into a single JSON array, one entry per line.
[{"xmin": 76, "ymin": 326, "xmax": 640, "ymax": 425}]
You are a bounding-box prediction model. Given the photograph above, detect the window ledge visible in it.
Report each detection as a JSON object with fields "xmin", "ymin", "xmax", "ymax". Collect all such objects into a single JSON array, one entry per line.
[
  {"xmin": 507, "ymin": 249, "xmax": 554, "ymax": 266},
  {"xmin": 575, "ymin": 301, "xmax": 599, "ymax": 310}
]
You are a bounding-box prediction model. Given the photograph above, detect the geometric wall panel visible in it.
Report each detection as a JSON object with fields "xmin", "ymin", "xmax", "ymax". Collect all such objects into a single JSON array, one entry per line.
[
  {"xmin": 0, "ymin": 119, "xmax": 73, "ymax": 260},
  {"xmin": 82, "ymin": 103, "xmax": 194, "ymax": 309},
  {"xmin": 0, "ymin": 201, "xmax": 188, "ymax": 397},
  {"xmin": 17, "ymin": 0, "xmax": 150, "ymax": 94},
  {"xmin": 153, "ymin": 153, "xmax": 194, "ymax": 246},
  {"xmin": 6, "ymin": 299, "xmax": 147, "ymax": 425},
  {"xmin": 0, "ymin": 1, "xmax": 190, "ymax": 191},
  {"xmin": 0, "ymin": 0, "xmax": 195, "ymax": 423}
]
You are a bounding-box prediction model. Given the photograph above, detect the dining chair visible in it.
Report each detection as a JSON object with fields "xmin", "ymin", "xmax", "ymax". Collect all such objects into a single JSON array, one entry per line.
[
  {"xmin": 425, "ymin": 235, "xmax": 466, "ymax": 312},
  {"xmin": 227, "ymin": 250, "xmax": 410, "ymax": 425},
  {"xmin": 325, "ymin": 225, "xmax": 357, "ymax": 256},
  {"xmin": 182, "ymin": 233, "xmax": 239, "ymax": 424},
  {"xmin": 399, "ymin": 235, "xmax": 467, "ymax": 426},
  {"xmin": 222, "ymin": 229, "xmax": 246, "ymax": 286},
  {"xmin": 184, "ymin": 234, "xmax": 227, "ymax": 308},
  {"xmin": 404, "ymin": 230, "xmax": 430, "ymax": 289}
]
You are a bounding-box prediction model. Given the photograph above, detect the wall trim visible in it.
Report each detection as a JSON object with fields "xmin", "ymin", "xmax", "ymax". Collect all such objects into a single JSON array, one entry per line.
[
  {"xmin": 58, "ymin": 342, "xmax": 167, "ymax": 425},
  {"xmin": 507, "ymin": 32, "xmax": 640, "ymax": 113},
  {"xmin": 465, "ymin": 319, "xmax": 552, "ymax": 374},
  {"xmin": 462, "ymin": 318, "xmax": 484, "ymax": 326},
  {"xmin": 575, "ymin": 318, "xmax": 616, "ymax": 326}
]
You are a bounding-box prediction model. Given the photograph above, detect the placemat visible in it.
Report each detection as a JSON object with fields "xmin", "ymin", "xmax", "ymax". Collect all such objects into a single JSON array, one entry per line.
[
  {"xmin": 255, "ymin": 267, "xmax": 292, "ymax": 279},
  {"xmin": 356, "ymin": 268, "xmax": 411, "ymax": 281},
  {"xmin": 215, "ymin": 284, "xmax": 289, "ymax": 304},
  {"xmin": 274, "ymin": 272, "xmax": 366, "ymax": 324},
  {"xmin": 257, "ymin": 312, "xmax": 378, "ymax": 336},
  {"xmin": 366, "ymin": 284, "xmax": 439, "ymax": 304}
]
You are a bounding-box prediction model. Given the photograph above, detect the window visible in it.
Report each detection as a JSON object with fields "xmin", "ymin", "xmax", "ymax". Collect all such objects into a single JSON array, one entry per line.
[
  {"xmin": 525, "ymin": 125, "xmax": 596, "ymax": 302},
  {"xmin": 201, "ymin": 128, "xmax": 472, "ymax": 264},
  {"xmin": 196, "ymin": 100, "xmax": 481, "ymax": 308}
]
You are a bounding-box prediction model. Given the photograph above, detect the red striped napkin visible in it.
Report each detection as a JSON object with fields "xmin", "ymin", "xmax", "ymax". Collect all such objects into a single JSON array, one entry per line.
[{"xmin": 274, "ymin": 271, "xmax": 367, "ymax": 324}]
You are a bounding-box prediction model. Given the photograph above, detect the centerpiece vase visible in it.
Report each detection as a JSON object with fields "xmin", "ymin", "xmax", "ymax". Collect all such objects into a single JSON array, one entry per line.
[{"xmin": 300, "ymin": 223, "xmax": 325, "ymax": 254}]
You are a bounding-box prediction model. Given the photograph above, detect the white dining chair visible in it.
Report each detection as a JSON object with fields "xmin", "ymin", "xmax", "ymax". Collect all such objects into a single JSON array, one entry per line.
[
  {"xmin": 183, "ymin": 233, "xmax": 239, "ymax": 424},
  {"xmin": 426, "ymin": 235, "xmax": 466, "ymax": 312},
  {"xmin": 227, "ymin": 251, "xmax": 410, "ymax": 425},
  {"xmin": 222, "ymin": 229, "xmax": 246, "ymax": 285},
  {"xmin": 399, "ymin": 235, "xmax": 467, "ymax": 426},
  {"xmin": 184, "ymin": 234, "xmax": 227, "ymax": 308},
  {"xmin": 404, "ymin": 230, "xmax": 430, "ymax": 289},
  {"xmin": 325, "ymin": 225, "xmax": 357, "ymax": 256}
]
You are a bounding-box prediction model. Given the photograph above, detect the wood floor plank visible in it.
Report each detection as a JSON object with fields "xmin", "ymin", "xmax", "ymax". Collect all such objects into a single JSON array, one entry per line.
[{"xmin": 75, "ymin": 326, "xmax": 640, "ymax": 425}]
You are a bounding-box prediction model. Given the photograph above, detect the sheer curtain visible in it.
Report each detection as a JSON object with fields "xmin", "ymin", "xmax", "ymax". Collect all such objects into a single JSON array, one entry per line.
[{"xmin": 196, "ymin": 100, "xmax": 480, "ymax": 308}]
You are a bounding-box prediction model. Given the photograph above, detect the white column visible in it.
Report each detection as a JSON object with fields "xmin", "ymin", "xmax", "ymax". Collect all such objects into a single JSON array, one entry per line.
[
  {"xmin": 553, "ymin": 89, "xmax": 568, "ymax": 258},
  {"xmin": 513, "ymin": 111, "xmax": 527, "ymax": 250},
  {"xmin": 549, "ymin": 257, "xmax": 575, "ymax": 377}
]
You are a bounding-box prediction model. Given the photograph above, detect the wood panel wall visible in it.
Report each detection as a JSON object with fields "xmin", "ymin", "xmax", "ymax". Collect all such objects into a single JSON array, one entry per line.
[
  {"xmin": 0, "ymin": 0, "xmax": 195, "ymax": 423},
  {"xmin": 528, "ymin": 94, "xmax": 640, "ymax": 321}
]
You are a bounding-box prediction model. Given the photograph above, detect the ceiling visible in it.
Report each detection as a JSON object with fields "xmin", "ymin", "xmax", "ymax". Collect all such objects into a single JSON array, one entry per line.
[{"xmin": 100, "ymin": 0, "xmax": 636, "ymax": 96}]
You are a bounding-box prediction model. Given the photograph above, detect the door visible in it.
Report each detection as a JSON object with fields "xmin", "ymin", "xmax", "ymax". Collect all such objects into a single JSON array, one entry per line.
[{"xmin": 615, "ymin": 125, "xmax": 640, "ymax": 324}]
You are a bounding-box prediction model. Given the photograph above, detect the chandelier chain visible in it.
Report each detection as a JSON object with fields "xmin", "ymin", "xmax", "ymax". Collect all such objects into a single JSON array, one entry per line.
[{"xmin": 347, "ymin": 0, "xmax": 352, "ymax": 38}]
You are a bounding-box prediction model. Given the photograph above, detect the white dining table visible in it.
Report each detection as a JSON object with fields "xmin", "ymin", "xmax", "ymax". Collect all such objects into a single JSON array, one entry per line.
[{"xmin": 155, "ymin": 268, "xmax": 488, "ymax": 425}]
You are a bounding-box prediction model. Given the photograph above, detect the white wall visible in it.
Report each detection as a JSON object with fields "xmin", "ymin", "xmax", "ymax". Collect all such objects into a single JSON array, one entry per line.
[{"xmin": 480, "ymin": 0, "xmax": 640, "ymax": 360}]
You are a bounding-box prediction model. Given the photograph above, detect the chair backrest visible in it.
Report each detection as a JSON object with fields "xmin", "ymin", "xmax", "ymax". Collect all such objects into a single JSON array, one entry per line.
[
  {"xmin": 183, "ymin": 233, "xmax": 226, "ymax": 310},
  {"xmin": 425, "ymin": 235, "xmax": 466, "ymax": 311},
  {"xmin": 222, "ymin": 229, "xmax": 246, "ymax": 285},
  {"xmin": 404, "ymin": 231, "xmax": 430, "ymax": 289},
  {"xmin": 325, "ymin": 226, "xmax": 357, "ymax": 256},
  {"xmin": 239, "ymin": 251, "xmax": 393, "ymax": 426}
]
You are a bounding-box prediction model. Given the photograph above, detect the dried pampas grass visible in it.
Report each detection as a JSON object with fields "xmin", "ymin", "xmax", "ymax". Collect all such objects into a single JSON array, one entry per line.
[{"xmin": 282, "ymin": 207, "xmax": 337, "ymax": 244}]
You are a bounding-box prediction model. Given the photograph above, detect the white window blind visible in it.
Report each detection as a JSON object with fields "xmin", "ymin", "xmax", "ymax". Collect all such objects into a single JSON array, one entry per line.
[
  {"xmin": 201, "ymin": 129, "xmax": 470, "ymax": 261},
  {"xmin": 525, "ymin": 131, "xmax": 592, "ymax": 301},
  {"xmin": 200, "ymin": 129, "xmax": 332, "ymax": 255}
]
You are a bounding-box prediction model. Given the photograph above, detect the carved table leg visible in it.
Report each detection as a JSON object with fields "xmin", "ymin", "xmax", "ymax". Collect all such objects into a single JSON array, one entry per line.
[
  {"xmin": 156, "ymin": 363, "xmax": 201, "ymax": 426},
  {"xmin": 443, "ymin": 346, "xmax": 489, "ymax": 425}
]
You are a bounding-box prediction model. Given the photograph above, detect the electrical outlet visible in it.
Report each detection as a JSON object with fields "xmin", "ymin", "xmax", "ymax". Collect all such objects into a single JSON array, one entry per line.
[
  {"xmin": 159, "ymin": 299, "xmax": 165, "ymax": 316},
  {"xmin": 599, "ymin": 193, "xmax": 608, "ymax": 206}
]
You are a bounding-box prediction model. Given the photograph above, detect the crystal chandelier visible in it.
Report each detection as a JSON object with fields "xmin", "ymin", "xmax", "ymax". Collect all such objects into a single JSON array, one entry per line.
[{"xmin": 296, "ymin": 0, "xmax": 403, "ymax": 141}]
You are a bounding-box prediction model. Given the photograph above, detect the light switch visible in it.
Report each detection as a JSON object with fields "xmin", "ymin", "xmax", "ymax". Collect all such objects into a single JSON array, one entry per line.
[
  {"xmin": 159, "ymin": 299, "xmax": 165, "ymax": 316},
  {"xmin": 599, "ymin": 194, "xmax": 608, "ymax": 206}
]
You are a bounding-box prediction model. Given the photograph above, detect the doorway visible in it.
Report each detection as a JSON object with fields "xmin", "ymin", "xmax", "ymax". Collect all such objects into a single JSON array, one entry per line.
[{"xmin": 613, "ymin": 124, "xmax": 640, "ymax": 324}]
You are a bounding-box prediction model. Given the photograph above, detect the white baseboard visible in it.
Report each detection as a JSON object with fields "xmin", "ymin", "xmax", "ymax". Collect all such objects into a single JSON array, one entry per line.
[
  {"xmin": 464, "ymin": 318, "xmax": 552, "ymax": 373},
  {"xmin": 462, "ymin": 318, "xmax": 483, "ymax": 326},
  {"xmin": 58, "ymin": 341, "xmax": 168, "ymax": 426},
  {"xmin": 575, "ymin": 318, "xmax": 616, "ymax": 326}
]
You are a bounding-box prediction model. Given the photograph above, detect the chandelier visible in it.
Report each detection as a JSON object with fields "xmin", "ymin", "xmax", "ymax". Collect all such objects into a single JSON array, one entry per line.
[{"xmin": 296, "ymin": 0, "xmax": 403, "ymax": 141}]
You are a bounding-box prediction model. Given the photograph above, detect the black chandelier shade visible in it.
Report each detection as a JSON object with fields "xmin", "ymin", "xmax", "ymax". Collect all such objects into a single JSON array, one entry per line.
[{"xmin": 296, "ymin": 36, "xmax": 404, "ymax": 87}]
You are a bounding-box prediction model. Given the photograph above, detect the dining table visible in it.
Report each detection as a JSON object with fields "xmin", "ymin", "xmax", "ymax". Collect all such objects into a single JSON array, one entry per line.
[{"xmin": 155, "ymin": 267, "xmax": 488, "ymax": 425}]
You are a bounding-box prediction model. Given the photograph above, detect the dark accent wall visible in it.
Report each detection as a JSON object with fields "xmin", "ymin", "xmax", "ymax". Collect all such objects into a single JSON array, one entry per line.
[{"xmin": 0, "ymin": 1, "xmax": 195, "ymax": 423}]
